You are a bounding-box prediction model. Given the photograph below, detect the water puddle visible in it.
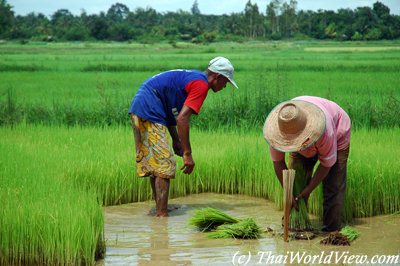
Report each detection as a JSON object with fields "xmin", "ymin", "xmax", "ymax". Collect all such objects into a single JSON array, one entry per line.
[{"xmin": 97, "ymin": 193, "xmax": 399, "ymax": 265}]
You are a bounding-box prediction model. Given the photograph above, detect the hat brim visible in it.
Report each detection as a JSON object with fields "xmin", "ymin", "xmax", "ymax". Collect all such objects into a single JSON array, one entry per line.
[
  {"xmin": 226, "ymin": 77, "xmax": 238, "ymax": 89},
  {"xmin": 216, "ymin": 71, "xmax": 238, "ymax": 88},
  {"xmin": 263, "ymin": 100, "xmax": 326, "ymax": 152}
]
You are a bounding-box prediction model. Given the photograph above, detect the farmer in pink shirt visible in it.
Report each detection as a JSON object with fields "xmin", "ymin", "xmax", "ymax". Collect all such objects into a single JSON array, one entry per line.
[{"xmin": 263, "ymin": 96, "xmax": 351, "ymax": 232}]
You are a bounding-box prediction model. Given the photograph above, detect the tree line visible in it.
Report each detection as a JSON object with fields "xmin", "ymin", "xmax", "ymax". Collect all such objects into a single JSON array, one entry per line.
[{"xmin": 1, "ymin": 0, "xmax": 399, "ymax": 43}]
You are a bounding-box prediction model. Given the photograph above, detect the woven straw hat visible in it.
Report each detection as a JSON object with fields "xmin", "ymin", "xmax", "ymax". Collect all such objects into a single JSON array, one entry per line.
[{"xmin": 263, "ymin": 100, "xmax": 326, "ymax": 152}]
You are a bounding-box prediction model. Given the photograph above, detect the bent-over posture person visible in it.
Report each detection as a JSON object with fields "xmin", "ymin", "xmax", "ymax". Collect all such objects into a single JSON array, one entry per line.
[
  {"xmin": 129, "ymin": 57, "xmax": 238, "ymax": 217},
  {"xmin": 263, "ymin": 96, "xmax": 351, "ymax": 232}
]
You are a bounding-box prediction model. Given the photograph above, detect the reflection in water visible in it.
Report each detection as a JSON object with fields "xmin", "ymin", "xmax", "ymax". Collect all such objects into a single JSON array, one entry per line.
[
  {"xmin": 138, "ymin": 218, "xmax": 171, "ymax": 265},
  {"xmin": 98, "ymin": 193, "xmax": 400, "ymax": 266},
  {"xmin": 137, "ymin": 217, "xmax": 192, "ymax": 266}
]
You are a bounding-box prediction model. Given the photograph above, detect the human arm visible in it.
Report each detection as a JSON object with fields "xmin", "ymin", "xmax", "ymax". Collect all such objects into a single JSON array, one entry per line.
[
  {"xmin": 296, "ymin": 130, "xmax": 336, "ymax": 201},
  {"xmin": 176, "ymin": 105, "xmax": 195, "ymax": 174},
  {"xmin": 273, "ymin": 160, "xmax": 288, "ymax": 188},
  {"xmin": 296, "ymin": 164, "xmax": 331, "ymax": 201},
  {"xmin": 269, "ymin": 147, "xmax": 287, "ymax": 187},
  {"xmin": 167, "ymin": 126, "xmax": 183, "ymax": 156}
]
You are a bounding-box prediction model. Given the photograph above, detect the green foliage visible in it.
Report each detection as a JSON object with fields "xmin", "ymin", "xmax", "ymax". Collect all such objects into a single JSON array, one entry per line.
[
  {"xmin": 202, "ymin": 31, "xmax": 217, "ymax": 43},
  {"xmin": 1, "ymin": 1, "xmax": 400, "ymax": 41},
  {"xmin": 0, "ymin": 125, "xmax": 104, "ymax": 265},
  {"xmin": 2, "ymin": 125, "xmax": 399, "ymax": 218},
  {"xmin": 290, "ymin": 200, "xmax": 313, "ymax": 231},
  {"xmin": 0, "ymin": 88, "xmax": 20, "ymax": 126},
  {"xmin": 189, "ymin": 207, "xmax": 240, "ymax": 231},
  {"xmin": 0, "ymin": 124, "xmax": 399, "ymax": 263},
  {"xmin": 365, "ymin": 28, "xmax": 382, "ymax": 40},
  {"xmin": 351, "ymin": 31, "xmax": 363, "ymax": 41},
  {"xmin": 340, "ymin": 226, "xmax": 360, "ymax": 242},
  {"xmin": 289, "ymin": 158, "xmax": 313, "ymax": 231},
  {"xmin": 0, "ymin": 39, "xmax": 399, "ymax": 264},
  {"xmin": 189, "ymin": 207, "xmax": 261, "ymax": 239},
  {"xmin": 191, "ymin": 0, "xmax": 200, "ymax": 15},
  {"xmin": 0, "ymin": 0, "xmax": 14, "ymax": 38},
  {"xmin": 1, "ymin": 42, "xmax": 400, "ymax": 129},
  {"xmin": 325, "ymin": 23, "xmax": 337, "ymax": 39},
  {"xmin": 208, "ymin": 218, "xmax": 261, "ymax": 239}
]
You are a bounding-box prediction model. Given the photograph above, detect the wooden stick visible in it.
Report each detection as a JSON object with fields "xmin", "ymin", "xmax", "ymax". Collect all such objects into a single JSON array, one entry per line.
[{"xmin": 283, "ymin": 169, "xmax": 295, "ymax": 242}]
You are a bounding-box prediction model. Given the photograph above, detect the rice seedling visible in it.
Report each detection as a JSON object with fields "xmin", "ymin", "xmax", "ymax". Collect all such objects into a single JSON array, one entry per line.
[
  {"xmin": 288, "ymin": 159, "xmax": 313, "ymax": 231},
  {"xmin": 1, "ymin": 41, "xmax": 400, "ymax": 129},
  {"xmin": 340, "ymin": 226, "xmax": 360, "ymax": 242},
  {"xmin": 208, "ymin": 218, "xmax": 261, "ymax": 239},
  {"xmin": 189, "ymin": 207, "xmax": 261, "ymax": 239},
  {"xmin": 189, "ymin": 208, "xmax": 239, "ymax": 231},
  {"xmin": 1, "ymin": 41, "xmax": 400, "ymax": 264},
  {"xmin": 320, "ymin": 226, "xmax": 359, "ymax": 246},
  {"xmin": 1, "ymin": 125, "xmax": 399, "ymax": 221},
  {"xmin": 1, "ymin": 124, "xmax": 399, "ymax": 264},
  {"xmin": 0, "ymin": 131, "xmax": 105, "ymax": 265}
]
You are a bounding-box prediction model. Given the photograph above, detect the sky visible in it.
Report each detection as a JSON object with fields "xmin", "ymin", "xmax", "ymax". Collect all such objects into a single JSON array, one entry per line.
[{"xmin": 7, "ymin": 0, "xmax": 400, "ymax": 17}]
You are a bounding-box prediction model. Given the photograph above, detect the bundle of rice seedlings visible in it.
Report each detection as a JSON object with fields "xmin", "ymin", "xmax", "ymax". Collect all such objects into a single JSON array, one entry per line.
[
  {"xmin": 340, "ymin": 226, "xmax": 360, "ymax": 242},
  {"xmin": 208, "ymin": 218, "xmax": 261, "ymax": 239},
  {"xmin": 289, "ymin": 160, "xmax": 313, "ymax": 231},
  {"xmin": 320, "ymin": 226, "xmax": 359, "ymax": 246},
  {"xmin": 189, "ymin": 207, "xmax": 240, "ymax": 231},
  {"xmin": 289, "ymin": 199, "xmax": 313, "ymax": 231}
]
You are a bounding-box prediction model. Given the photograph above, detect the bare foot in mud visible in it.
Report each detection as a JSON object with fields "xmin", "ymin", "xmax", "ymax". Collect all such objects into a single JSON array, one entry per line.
[
  {"xmin": 148, "ymin": 204, "xmax": 182, "ymax": 216},
  {"xmin": 167, "ymin": 204, "xmax": 181, "ymax": 212}
]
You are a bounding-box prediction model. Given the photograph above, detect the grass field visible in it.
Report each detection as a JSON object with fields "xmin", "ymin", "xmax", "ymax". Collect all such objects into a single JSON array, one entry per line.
[
  {"xmin": 1, "ymin": 40, "xmax": 399, "ymax": 265},
  {"xmin": 1, "ymin": 40, "xmax": 400, "ymax": 128}
]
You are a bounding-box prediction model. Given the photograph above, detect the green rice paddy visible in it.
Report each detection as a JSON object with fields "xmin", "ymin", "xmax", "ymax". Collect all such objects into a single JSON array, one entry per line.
[{"xmin": 1, "ymin": 40, "xmax": 399, "ymax": 265}]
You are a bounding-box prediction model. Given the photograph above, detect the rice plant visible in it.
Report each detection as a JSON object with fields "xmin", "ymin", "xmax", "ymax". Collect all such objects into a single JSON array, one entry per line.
[
  {"xmin": 0, "ymin": 125, "xmax": 104, "ymax": 265},
  {"xmin": 208, "ymin": 218, "xmax": 261, "ymax": 239},
  {"xmin": 189, "ymin": 208, "xmax": 239, "ymax": 231},
  {"xmin": 340, "ymin": 226, "xmax": 360, "ymax": 242},
  {"xmin": 1, "ymin": 41, "xmax": 400, "ymax": 264},
  {"xmin": 1, "ymin": 41, "xmax": 400, "ymax": 128},
  {"xmin": 288, "ymin": 159, "xmax": 313, "ymax": 231},
  {"xmin": 1, "ymin": 124, "xmax": 399, "ymax": 264}
]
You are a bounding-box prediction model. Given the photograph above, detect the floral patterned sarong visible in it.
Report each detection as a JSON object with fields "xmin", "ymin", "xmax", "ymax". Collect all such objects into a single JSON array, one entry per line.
[{"xmin": 131, "ymin": 114, "xmax": 176, "ymax": 179}]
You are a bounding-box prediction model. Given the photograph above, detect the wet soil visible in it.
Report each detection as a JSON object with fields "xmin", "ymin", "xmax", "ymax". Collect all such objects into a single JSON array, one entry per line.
[
  {"xmin": 96, "ymin": 193, "xmax": 400, "ymax": 266},
  {"xmin": 320, "ymin": 232, "xmax": 350, "ymax": 246}
]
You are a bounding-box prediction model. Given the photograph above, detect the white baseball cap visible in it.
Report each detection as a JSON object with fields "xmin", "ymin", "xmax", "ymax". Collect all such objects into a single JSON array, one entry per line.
[{"xmin": 208, "ymin": 56, "xmax": 238, "ymax": 88}]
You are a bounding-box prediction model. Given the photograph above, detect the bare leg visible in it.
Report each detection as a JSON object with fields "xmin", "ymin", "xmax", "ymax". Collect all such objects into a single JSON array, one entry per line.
[
  {"xmin": 150, "ymin": 176, "xmax": 156, "ymax": 203},
  {"xmin": 155, "ymin": 177, "xmax": 170, "ymax": 217}
]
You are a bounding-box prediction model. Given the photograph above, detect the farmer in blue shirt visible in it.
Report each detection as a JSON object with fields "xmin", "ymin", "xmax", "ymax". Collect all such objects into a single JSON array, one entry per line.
[{"xmin": 129, "ymin": 57, "xmax": 238, "ymax": 217}]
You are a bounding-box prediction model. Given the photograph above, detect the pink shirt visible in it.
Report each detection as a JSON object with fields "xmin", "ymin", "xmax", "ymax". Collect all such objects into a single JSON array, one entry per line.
[{"xmin": 269, "ymin": 96, "xmax": 351, "ymax": 167}]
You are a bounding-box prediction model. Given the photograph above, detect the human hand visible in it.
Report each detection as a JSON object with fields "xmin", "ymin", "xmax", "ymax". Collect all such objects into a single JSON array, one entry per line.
[
  {"xmin": 292, "ymin": 190, "xmax": 310, "ymax": 210},
  {"xmin": 291, "ymin": 197, "xmax": 299, "ymax": 211},
  {"xmin": 180, "ymin": 153, "xmax": 195, "ymax": 174},
  {"xmin": 173, "ymin": 140, "xmax": 183, "ymax": 157},
  {"xmin": 298, "ymin": 189, "xmax": 310, "ymax": 202}
]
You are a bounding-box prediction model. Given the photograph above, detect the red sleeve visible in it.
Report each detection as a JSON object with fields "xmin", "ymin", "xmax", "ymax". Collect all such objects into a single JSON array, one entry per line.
[{"xmin": 184, "ymin": 80, "xmax": 209, "ymax": 114}]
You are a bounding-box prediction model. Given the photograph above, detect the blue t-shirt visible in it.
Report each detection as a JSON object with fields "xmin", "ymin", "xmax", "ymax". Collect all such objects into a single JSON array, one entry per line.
[{"xmin": 129, "ymin": 69, "xmax": 208, "ymax": 126}]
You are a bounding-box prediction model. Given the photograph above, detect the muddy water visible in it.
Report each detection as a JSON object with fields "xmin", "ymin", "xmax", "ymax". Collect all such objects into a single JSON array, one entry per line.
[{"xmin": 97, "ymin": 193, "xmax": 399, "ymax": 266}]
